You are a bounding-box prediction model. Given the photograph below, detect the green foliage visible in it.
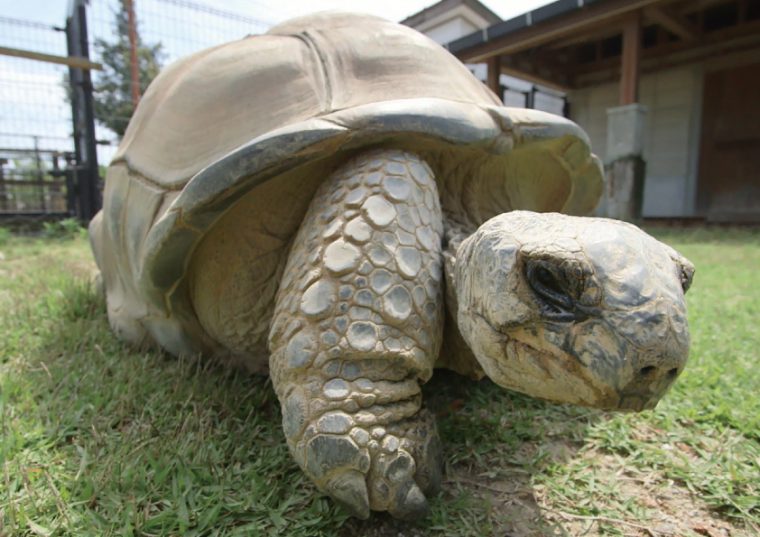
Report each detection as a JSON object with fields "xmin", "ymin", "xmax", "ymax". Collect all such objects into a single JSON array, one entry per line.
[
  {"xmin": 93, "ymin": 0, "xmax": 163, "ymax": 137},
  {"xmin": 9, "ymin": 155, "xmax": 48, "ymax": 179},
  {"xmin": 42, "ymin": 218, "xmax": 86, "ymax": 240},
  {"xmin": 1, "ymin": 230, "xmax": 758, "ymax": 536},
  {"xmin": 0, "ymin": 226, "xmax": 10, "ymax": 246}
]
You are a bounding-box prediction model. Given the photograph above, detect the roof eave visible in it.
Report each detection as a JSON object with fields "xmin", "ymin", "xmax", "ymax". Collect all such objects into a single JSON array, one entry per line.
[{"xmin": 448, "ymin": 0, "xmax": 665, "ymax": 62}]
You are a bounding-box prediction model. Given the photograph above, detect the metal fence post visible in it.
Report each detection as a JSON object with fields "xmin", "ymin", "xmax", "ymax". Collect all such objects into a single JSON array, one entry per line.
[
  {"xmin": 66, "ymin": 0, "xmax": 101, "ymax": 222},
  {"xmin": 526, "ymin": 87, "xmax": 536, "ymax": 109}
]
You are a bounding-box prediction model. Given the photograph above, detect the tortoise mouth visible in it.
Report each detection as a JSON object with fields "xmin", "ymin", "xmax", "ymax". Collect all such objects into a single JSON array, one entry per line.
[
  {"xmin": 473, "ymin": 305, "xmax": 675, "ymax": 412},
  {"xmin": 615, "ymin": 371, "xmax": 679, "ymax": 412},
  {"xmin": 617, "ymin": 392, "xmax": 660, "ymax": 412},
  {"xmin": 495, "ymin": 337, "xmax": 619, "ymax": 409}
]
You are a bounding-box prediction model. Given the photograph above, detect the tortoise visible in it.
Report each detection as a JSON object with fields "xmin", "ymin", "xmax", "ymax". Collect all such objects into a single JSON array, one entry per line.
[{"xmin": 89, "ymin": 12, "xmax": 694, "ymax": 520}]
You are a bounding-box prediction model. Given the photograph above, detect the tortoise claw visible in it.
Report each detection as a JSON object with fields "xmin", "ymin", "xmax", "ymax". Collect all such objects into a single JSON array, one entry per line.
[
  {"xmin": 280, "ymin": 373, "xmax": 442, "ymax": 520},
  {"xmin": 295, "ymin": 418, "xmax": 441, "ymax": 519},
  {"xmin": 389, "ymin": 481, "xmax": 429, "ymax": 520},
  {"xmin": 326, "ymin": 470, "xmax": 370, "ymax": 519}
]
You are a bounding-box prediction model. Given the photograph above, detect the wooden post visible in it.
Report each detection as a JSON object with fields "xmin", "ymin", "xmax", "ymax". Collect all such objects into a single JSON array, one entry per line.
[
  {"xmin": 125, "ymin": 0, "xmax": 141, "ymax": 107},
  {"xmin": 487, "ymin": 55, "xmax": 502, "ymax": 101},
  {"xmin": 619, "ymin": 13, "xmax": 641, "ymax": 105},
  {"xmin": 0, "ymin": 159, "xmax": 6, "ymax": 212},
  {"xmin": 607, "ymin": 12, "xmax": 647, "ymax": 222},
  {"xmin": 0, "ymin": 46, "xmax": 102, "ymax": 70}
]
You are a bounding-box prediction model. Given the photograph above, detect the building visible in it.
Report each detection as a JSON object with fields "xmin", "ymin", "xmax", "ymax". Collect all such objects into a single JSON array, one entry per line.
[
  {"xmin": 400, "ymin": 0, "xmax": 501, "ymax": 45},
  {"xmin": 418, "ymin": 0, "xmax": 759, "ymax": 222},
  {"xmin": 402, "ymin": 0, "xmax": 569, "ymax": 116}
]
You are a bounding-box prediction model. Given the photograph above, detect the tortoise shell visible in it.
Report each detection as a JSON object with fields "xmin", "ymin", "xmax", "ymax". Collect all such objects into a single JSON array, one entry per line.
[{"xmin": 90, "ymin": 12, "xmax": 602, "ymax": 357}]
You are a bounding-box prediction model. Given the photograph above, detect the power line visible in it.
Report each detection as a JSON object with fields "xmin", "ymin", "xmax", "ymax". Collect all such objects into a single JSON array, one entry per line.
[
  {"xmin": 0, "ymin": 16, "xmax": 61, "ymax": 31},
  {"xmin": 154, "ymin": 0, "xmax": 272, "ymax": 27}
]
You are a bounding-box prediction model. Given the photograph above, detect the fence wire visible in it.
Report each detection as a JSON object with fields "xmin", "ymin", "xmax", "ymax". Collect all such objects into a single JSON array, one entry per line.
[
  {"xmin": 1, "ymin": 0, "xmax": 566, "ymax": 202},
  {"xmin": 0, "ymin": 1, "xmax": 273, "ymax": 218},
  {"xmin": 0, "ymin": 17, "xmax": 73, "ymax": 154},
  {"xmin": 0, "ymin": 17, "xmax": 75, "ymax": 217},
  {"xmin": 86, "ymin": 0, "xmax": 273, "ymax": 164}
]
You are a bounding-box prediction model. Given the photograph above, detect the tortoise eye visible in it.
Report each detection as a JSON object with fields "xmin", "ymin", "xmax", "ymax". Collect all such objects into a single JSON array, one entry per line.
[
  {"xmin": 533, "ymin": 266, "xmax": 567, "ymax": 300},
  {"xmin": 525, "ymin": 260, "xmax": 575, "ymax": 322},
  {"xmin": 680, "ymin": 264, "xmax": 694, "ymax": 293},
  {"xmin": 671, "ymin": 253, "xmax": 694, "ymax": 293}
]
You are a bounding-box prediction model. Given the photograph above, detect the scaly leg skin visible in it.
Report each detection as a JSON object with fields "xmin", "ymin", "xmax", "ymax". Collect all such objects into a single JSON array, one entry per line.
[{"xmin": 268, "ymin": 149, "xmax": 444, "ymax": 519}]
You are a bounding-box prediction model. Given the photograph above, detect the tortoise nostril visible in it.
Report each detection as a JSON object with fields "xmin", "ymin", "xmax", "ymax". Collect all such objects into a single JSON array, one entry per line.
[{"xmin": 637, "ymin": 366, "xmax": 679, "ymax": 381}]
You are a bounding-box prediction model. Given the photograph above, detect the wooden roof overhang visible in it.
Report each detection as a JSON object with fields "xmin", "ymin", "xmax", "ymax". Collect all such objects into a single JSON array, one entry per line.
[{"xmin": 448, "ymin": 0, "xmax": 760, "ymax": 103}]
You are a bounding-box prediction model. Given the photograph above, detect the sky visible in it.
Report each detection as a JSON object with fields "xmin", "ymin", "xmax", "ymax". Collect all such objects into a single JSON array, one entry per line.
[{"xmin": 1, "ymin": 0, "xmax": 554, "ymax": 29}]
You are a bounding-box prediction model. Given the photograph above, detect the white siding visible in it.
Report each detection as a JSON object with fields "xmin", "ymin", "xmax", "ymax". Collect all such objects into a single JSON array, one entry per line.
[
  {"xmin": 569, "ymin": 66, "xmax": 703, "ymax": 217},
  {"xmin": 425, "ymin": 18, "xmax": 478, "ymax": 44},
  {"xmin": 533, "ymin": 91, "xmax": 565, "ymax": 116}
]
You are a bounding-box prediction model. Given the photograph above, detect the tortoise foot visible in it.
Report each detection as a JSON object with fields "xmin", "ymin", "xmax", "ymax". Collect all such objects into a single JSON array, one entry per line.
[{"xmin": 288, "ymin": 382, "xmax": 441, "ymax": 519}]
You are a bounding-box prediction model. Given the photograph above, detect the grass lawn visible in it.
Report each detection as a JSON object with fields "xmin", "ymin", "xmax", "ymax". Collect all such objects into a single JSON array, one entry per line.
[{"xmin": 0, "ymin": 225, "xmax": 758, "ymax": 536}]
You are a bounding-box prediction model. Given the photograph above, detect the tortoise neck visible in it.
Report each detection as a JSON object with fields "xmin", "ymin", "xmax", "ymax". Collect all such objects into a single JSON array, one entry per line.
[
  {"xmin": 443, "ymin": 218, "xmax": 474, "ymax": 255},
  {"xmin": 438, "ymin": 219, "xmax": 483, "ymax": 378}
]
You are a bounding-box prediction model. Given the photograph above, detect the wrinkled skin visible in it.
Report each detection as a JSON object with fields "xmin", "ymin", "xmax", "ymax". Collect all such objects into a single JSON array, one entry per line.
[{"xmin": 451, "ymin": 211, "xmax": 693, "ymax": 412}]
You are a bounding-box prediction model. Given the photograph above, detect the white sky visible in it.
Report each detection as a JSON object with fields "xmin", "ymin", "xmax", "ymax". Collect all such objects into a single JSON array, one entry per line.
[{"xmin": 1, "ymin": 0, "xmax": 553, "ymax": 28}]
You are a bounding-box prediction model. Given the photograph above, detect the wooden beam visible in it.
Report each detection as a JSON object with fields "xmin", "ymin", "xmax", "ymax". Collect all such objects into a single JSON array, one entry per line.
[
  {"xmin": 487, "ymin": 55, "xmax": 502, "ymax": 99},
  {"xmin": 645, "ymin": 6, "xmax": 698, "ymax": 41},
  {"xmin": 573, "ymin": 17, "xmax": 760, "ymax": 78},
  {"xmin": 504, "ymin": 66, "xmax": 571, "ymax": 92},
  {"xmin": 574, "ymin": 22, "xmax": 760, "ymax": 88},
  {"xmin": 548, "ymin": 23, "xmax": 624, "ymax": 50},
  {"xmin": 678, "ymin": 0, "xmax": 728, "ymax": 14},
  {"xmin": 455, "ymin": 0, "xmax": 667, "ymax": 62},
  {"xmin": 738, "ymin": 0, "xmax": 748, "ymax": 23},
  {"xmin": 620, "ymin": 13, "xmax": 642, "ymax": 105},
  {"xmin": 0, "ymin": 46, "xmax": 102, "ymax": 70},
  {"xmin": 704, "ymin": 44, "xmax": 760, "ymax": 72},
  {"xmin": 501, "ymin": 54, "xmax": 574, "ymax": 91}
]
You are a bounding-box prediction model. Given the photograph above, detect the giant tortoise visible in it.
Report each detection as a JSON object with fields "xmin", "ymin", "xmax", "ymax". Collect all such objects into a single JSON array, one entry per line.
[{"xmin": 89, "ymin": 12, "xmax": 694, "ymax": 519}]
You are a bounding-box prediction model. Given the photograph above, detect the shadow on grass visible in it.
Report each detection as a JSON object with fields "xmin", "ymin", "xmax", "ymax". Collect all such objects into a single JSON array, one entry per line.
[{"xmin": 12, "ymin": 279, "xmax": 605, "ymax": 536}]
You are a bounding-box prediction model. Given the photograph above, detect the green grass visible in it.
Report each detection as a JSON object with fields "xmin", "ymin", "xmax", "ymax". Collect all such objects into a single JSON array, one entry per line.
[{"xmin": 1, "ymin": 228, "xmax": 758, "ymax": 536}]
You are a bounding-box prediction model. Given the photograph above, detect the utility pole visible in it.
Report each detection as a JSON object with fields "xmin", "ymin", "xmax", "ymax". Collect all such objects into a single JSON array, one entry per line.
[{"xmin": 125, "ymin": 0, "xmax": 140, "ymax": 107}]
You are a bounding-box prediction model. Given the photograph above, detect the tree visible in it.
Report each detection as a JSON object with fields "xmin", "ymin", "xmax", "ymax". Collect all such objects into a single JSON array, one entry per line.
[{"xmin": 93, "ymin": 0, "xmax": 163, "ymax": 137}]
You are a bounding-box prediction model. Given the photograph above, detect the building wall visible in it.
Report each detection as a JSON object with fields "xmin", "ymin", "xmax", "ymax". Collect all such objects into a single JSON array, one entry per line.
[
  {"xmin": 570, "ymin": 66, "xmax": 704, "ymax": 218},
  {"xmin": 424, "ymin": 17, "xmax": 479, "ymax": 44}
]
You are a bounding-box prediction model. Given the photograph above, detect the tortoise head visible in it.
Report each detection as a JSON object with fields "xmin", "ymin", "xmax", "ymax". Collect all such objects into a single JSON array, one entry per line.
[{"xmin": 452, "ymin": 211, "xmax": 693, "ymax": 411}]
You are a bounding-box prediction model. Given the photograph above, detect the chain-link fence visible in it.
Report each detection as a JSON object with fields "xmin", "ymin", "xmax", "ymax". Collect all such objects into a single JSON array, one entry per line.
[
  {"xmin": 0, "ymin": 146, "xmax": 74, "ymax": 216},
  {"xmin": 0, "ymin": 17, "xmax": 73, "ymax": 154},
  {"xmin": 0, "ymin": 1, "xmax": 273, "ymax": 219},
  {"xmin": 0, "ymin": 16, "xmax": 75, "ymax": 219}
]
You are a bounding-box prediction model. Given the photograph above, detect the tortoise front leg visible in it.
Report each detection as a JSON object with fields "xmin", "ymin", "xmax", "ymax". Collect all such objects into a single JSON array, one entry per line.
[{"xmin": 268, "ymin": 149, "xmax": 444, "ymax": 519}]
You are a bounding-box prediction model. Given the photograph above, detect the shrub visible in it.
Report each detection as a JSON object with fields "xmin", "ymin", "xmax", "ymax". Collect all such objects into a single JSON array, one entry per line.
[{"xmin": 42, "ymin": 218, "xmax": 86, "ymax": 240}]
